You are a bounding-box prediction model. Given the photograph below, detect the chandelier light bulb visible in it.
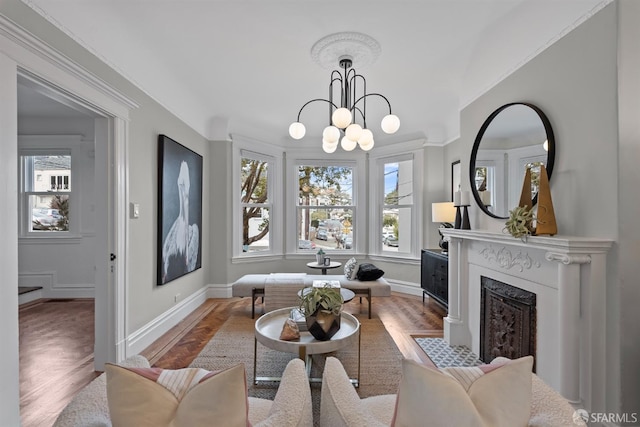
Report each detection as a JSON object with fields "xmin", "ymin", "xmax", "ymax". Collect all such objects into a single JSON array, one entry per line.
[
  {"xmin": 381, "ymin": 114, "xmax": 400, "ymax": 134},
  {"xmin": 322, "ymin": 137, "xmax": 338, "ymax": 147},
  {"xmin": 332, "ymin": 108, "xmax": 353, "ymax": 129},
  {"xmin": 359, "ymin": 138, "xmax": 375, "ymax": 151},
  {"xmin": 340, "ymin": 136, "xmax": 357, "ymax": 151},
  {"xmin": 345, "ymin": 123, "xmax": 363, "ymax": 141},
  {"xmin": 289, "ymin": 122, "xmax": 306, "ymax": 140},
  {"xmin": 322, "ymin": 125, "xmax": 341, "ymax": 143},
  {"xmin": 357, "ymin": 128, "xmax": 374, "ymax": 146},
  {"xmin": 322, "ymin": 140, "xmax": 338, "ymax": 153}
]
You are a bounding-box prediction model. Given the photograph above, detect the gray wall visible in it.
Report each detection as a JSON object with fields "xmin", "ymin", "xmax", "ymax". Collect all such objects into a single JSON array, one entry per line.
[
  {"xmin": 617, "ymin": 0, "xmax": 640, "ymax": 418},
  {"xmin": 443, "ymin": 2, "xmax": 637, "ymax": 416},
  {"xmin": 1, "ymin": 0, "xmax": 211, "ymax": 334},
  {"xmin": 18, "ymin": 118, "xmax": 97, "ymax": 297}
]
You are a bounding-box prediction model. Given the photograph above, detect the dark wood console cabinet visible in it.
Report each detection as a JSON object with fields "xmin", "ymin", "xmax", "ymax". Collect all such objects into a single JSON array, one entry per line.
[{"xmin": 420, "ymin": 249, "xmax": 448, "ymax": 308}]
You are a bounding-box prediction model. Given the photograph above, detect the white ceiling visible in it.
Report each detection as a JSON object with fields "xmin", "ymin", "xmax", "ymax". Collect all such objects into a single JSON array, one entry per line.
[{"xmin": 21, "ymin": 0, "xmax": 607, "ymax": 146}]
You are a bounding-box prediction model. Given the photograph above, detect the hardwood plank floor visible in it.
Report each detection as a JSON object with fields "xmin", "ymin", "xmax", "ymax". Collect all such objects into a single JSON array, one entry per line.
[
  {"xmin": 19, "ymin": 292, "xmax": 445, "ymax": 426},
  {"xmin": 19, "ymin": 299, "xmax": 99, "ymax": 427}
]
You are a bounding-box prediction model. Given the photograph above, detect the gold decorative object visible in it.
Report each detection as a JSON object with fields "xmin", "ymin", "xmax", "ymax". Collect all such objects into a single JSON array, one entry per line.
[
  {"xmin": 506, "ymin": 165, "xmax": 557, "ymax": 239},
  {"xmin": 534, "ymin": 165, "xmax": 557, "ymax": 236},
  {"xmin": 518, "ymin": 168, "xmax": 533, "ymax": 212}
]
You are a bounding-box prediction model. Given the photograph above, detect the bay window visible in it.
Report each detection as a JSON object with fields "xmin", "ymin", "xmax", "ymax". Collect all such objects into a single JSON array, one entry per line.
[{"xmin": 296, "ymin": 164, "xmax": 355, "ymax": 253}]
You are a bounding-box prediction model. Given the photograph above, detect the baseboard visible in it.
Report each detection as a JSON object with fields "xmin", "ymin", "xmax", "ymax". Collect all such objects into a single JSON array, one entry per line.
[
  {"xmin": 18, "ymin": 290, "xmax": 42, "ymax": 305},
  {"xmin": 206, "ymin": 283, "xmax": 233, "ymax": 298},
  {"xmin": 387, "ymin": 279, "xmax": 422, "ymax": 297},
  {"xmin": 126, "ymin": 287, "xmax": 209, "ymax": 357}
]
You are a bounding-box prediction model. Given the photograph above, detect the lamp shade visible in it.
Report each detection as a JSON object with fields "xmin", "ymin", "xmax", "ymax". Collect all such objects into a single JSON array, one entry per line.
[
  {"xmin": 332, "ymin": 108, "xmax": 352, "ymax": 129},
  {"xmin": 289, "ymin": 122, "xmax": 306, "ymax": 139},
  {"xmin": 323, "ymin": 125, "xmax": 340, "ymax": 143},
  {"xmin": 340, "ymin": 136, "xmax": 357, "ymax": 151},
  {"xmin": 322, "ymin": 140, "xmax": 338, "ymax": 153},
  {"xmin": 381, "ymin": 114, "xmax": 400, "ymax": 134},
  {"xmin": 345, "ymin": 123, "xmax": 363, "ymax": 141},
  {"xmin": 432, "ymin": 202, "xmax": 456, "ymax": 223}
]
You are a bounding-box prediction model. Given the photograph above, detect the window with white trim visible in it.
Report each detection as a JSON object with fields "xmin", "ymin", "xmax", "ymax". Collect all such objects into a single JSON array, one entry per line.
[
  {"xmin": 381, "ymin": 157, "xmax": 414, "ymax": 253},
  {"xmin": 20, "ymin": 150, "xmax": 72, "ymax": 234},
  {"xmin": 240, "ymin": 152, "xmax": 273, "ymax": 253},
  {"xmin": 296, "ymin": 164, "xmax": 355, "ymax": 253},
  {"xmin": 370, "ymin": 146, "xmax": 423, "ymax": 258}
]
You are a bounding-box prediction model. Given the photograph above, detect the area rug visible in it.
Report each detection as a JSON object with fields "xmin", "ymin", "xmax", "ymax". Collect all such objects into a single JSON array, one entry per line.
[
  {"xmin": 189, "ymin": 313, "xmax": 403, "ymax": 424},
  {"xmin": 413, "ymin": 337, "xmax": 482, "ymax": 368}
]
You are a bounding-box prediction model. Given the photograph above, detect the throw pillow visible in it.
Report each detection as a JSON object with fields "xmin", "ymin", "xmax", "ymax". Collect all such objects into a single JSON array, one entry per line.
[
  {"xmin": 344, "ymin": 257, "xmax": 358, "ymax": 280},
  {"xmin": 106, "ymin": 363, "xmax": 250, "ymax": 427},
  {"xmin": 391, "ymin": 356, "xmax": 533, "ymax": 427},
  {"xmin": 356, "ymin": 263, "xmax": 384, "ymax": 281}
]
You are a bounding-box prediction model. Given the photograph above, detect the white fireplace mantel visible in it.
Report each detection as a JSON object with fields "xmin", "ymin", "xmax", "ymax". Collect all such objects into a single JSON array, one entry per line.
[{"xmin": 440, "ymin": 229, "xmax": 613, "ymax": 413}]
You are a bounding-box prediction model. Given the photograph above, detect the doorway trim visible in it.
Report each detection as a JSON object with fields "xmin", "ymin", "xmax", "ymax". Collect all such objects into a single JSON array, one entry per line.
[{"xmin": 1, "ymin": 15, "xmax": 138, "ymax": 370}]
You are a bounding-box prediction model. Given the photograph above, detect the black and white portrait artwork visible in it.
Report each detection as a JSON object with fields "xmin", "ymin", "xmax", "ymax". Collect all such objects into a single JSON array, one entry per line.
[{"xmin": 157, "ymin": 134, "xmax": 203, "ymax": 285}]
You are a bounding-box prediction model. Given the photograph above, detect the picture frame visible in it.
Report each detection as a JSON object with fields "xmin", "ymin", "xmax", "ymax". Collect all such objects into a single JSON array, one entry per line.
[
  {"xmin": 157, "ymin": 134, "xmax": 203, "ymax": 285},
  {"xmin": 451, "ymin": 160, "xmax": 461, "ymax": 201}
]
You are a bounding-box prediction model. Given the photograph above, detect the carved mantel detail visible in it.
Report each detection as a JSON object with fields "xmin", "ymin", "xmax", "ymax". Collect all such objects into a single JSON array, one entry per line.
[
  {"xmin": 545, "ymin": 252, "xmax": 592, "ymax": 265},
  {"xmin": 479, "ymin": 245, "xmax": 541, "ymax": 272}
]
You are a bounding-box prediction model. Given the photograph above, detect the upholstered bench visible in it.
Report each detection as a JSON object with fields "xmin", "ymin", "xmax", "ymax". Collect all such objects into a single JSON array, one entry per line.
[{"xmin": 231, "ymin": 273, "xmax": 391, "ymax": 319}]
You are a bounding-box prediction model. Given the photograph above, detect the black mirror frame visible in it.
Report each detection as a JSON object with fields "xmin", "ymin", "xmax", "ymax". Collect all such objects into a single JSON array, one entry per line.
[{"xmin": 469, "ymin": 102, "xmax": 555, "ymax": 219}]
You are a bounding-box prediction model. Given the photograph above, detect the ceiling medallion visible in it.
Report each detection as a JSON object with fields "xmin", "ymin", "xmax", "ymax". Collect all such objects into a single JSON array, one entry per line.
[{"xmin": 310, "ymin": 32, "xmax": 381, "ymax": 70}]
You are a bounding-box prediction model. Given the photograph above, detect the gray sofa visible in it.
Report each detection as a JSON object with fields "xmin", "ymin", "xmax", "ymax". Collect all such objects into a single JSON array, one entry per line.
[{"xmin": 231, "ymin": 273, "xmax": 391, "ymax": 318}]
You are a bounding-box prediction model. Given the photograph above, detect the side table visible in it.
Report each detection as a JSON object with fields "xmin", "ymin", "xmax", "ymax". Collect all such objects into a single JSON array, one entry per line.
[{"xmin": 306, "ymin": 261, "xmax": 342, "ymax": 275}]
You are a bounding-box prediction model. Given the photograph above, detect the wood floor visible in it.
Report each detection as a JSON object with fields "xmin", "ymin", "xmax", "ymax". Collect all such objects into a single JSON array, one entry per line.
[{"xmin": 19, "ymin": 292, "xmax": 445, "ymax": 427}]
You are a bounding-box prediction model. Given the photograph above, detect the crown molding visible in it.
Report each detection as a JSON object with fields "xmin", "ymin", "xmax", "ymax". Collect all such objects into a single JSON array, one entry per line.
[{"xmin": 0, "ymin": 13, "xmax": 138, "ymax": 115}]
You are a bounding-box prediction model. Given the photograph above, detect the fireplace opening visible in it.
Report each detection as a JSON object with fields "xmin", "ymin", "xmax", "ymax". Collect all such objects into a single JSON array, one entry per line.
[{"xmin": 480, "ymin": 276, "xmax": 536, "ymax": 370}]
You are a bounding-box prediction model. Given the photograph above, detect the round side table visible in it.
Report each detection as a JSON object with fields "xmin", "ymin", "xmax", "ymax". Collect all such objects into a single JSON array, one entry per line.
[{"xmin": 306, "ymin": 261, "xmax": 342, "ymax": 275}]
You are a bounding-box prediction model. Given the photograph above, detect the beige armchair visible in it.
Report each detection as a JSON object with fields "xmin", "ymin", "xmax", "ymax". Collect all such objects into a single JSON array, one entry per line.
[
  {"xmin": 54, "ymin": 356, "xmax": 313, "ymax": 427},
  {"xmin": 320, "ymin": 356, "xmax": 583, "ymax": 427}
]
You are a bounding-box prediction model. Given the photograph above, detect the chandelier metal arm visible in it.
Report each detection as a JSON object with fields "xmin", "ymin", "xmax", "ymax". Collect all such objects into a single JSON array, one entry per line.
[
  {"xmin": 351, "ymin": 105, "xmax": 366, "ymax": 128},
  {"xmin": 295, "ymin": 98, "xmax": 339, "ymax": 122},
  {"xmin": 352, "ymin": 92, "xmax": 393, "ymax": 115}
]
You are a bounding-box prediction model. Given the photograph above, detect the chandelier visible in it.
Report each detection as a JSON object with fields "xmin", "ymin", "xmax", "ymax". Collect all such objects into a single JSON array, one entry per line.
[{"xmin": 288, "ymin": 56, "xmax": 400, "ymax": 153}]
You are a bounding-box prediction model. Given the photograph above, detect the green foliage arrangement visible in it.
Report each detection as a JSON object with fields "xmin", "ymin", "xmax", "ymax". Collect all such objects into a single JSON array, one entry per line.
[
  {"xmin": 299, "ymin": 286, "xmax": 343, "ymax": 317},
  {"xmin": 504, "ymin": 205, "xmax": 535, "ymax": 239}
]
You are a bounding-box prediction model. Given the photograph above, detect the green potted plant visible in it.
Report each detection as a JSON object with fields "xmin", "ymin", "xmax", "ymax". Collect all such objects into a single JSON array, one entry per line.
[
  {"xmin": 299, "ymin": 285, "xmax": 343, "ymax": 341},
  {"xmin": 316, "ymin": 248, "xmax": 325, "ymax": 265},
  {"xmin": 504, "ymin": 205, "xmax": 535, "ymax": 241}
]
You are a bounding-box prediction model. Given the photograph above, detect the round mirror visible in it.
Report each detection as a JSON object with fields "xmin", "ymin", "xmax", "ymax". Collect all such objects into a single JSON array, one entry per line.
[{"xmin": 469, "ymin": 102, "xmax": 555, "ymax": 219}]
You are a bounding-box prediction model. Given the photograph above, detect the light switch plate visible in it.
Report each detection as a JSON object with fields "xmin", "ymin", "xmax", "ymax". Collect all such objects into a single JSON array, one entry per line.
[{"xmin": 130, "ymin": 202, "xmax": 140, "ymax": 219}]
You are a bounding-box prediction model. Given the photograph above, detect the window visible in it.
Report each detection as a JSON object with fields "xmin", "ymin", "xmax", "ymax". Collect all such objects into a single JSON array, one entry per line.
[
  {"xmin": 20, "ymin": 151, "xmax": 71, "ymax": 233},
  {"xmin": 381, "ymin": 158, "xmax": 413, "ymax": 253},
  {"xmin": 240, "ymin": 154, "xmax": 272, "ymax": 253},
  {"xmin": 297, "ymin": 165, "xmax": 354, "ymax": 253},
  {"xmin": 370, "ymin": 142, "xmax": 423, "ymax": 258}
]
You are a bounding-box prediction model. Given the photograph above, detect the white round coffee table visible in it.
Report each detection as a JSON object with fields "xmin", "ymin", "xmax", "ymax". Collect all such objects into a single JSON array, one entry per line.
[{"xmin": 254, "ymin": 307, "xmax": 360, "ymax": 386}]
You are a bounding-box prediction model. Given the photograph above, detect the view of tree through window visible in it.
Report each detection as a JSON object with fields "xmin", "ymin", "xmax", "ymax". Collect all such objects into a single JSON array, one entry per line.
[
  {"xmin": 297, "ymin": 165, "xmax": 353, "ymax": 251},
  {"xmin": 22, "ymin": 154, "xmax": 71, "ymax": 232},
  {"xmin": 382, "ymin": 159, "xmax": 413, "ymax": 252},
  {"xmin": 240, "ymin": 157, "xmax": 270, "ymax": 252}
]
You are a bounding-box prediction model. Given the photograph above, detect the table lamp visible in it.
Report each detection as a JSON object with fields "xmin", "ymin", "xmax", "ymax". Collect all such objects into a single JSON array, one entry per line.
[{"xmin": 432, "ymin": 202, "xmax": 456, "ymax": 254}]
